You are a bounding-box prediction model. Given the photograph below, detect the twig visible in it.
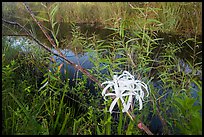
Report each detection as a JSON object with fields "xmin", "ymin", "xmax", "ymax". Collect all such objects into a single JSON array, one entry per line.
[{"xmin": 23, "ymin": 2, "xmax": 58, "ymax": 50}]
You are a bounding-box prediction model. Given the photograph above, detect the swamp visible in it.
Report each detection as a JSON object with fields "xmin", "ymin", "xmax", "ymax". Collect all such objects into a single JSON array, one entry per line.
[{"xmin": 2, "ymin": 2, "xmax": 202, "ymax": 135}]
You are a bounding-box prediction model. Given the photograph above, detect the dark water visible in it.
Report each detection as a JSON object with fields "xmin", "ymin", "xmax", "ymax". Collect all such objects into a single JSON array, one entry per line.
[{"xmin": 50, "ymin": 49, "xmax": 96, "ymax": 91}]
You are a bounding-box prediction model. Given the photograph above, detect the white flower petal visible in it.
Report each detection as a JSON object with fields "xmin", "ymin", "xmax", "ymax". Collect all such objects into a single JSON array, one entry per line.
[
  {"xmin": 102, "ymin": 84, "xmax": 114, "ymax": 97},
  {"xmin": 101, "ymin": 81, "xmax": 114, "ymax": 86},
  {"xmin": 121, "ymin": 92, "xmax": 135, "ymax": 96},
  {"xmin": 124, "ymin": 94, "xmax": 133, "ymax": 112},
  {"xmin": 135, "ymin": 94, "xmax": 143, "ymax": 110},
  {"xmin": 104, "ymin": 93, "xmax": 116, "ymax": 100},
  {"xmin": 109, "ymin": 97, "xmax": 119, "ymax": 113},
  {"xmin": 105, "ymin": 93, "xmax": 116, "ymax": 96}
]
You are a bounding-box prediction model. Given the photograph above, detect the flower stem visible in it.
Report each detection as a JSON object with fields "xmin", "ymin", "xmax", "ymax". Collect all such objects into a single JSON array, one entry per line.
[
  {"xmin": 118, "ymin": 103, "xmax": 123, "ymax": 135},
  {"xmin": 127, "ymin": 110, "xmax": 154, "ymax": 135}
]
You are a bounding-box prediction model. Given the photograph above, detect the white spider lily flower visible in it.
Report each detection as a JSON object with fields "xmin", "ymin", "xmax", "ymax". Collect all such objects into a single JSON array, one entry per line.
[{"xmin": 101, "ymin": 71, "xmax": 149, "ymax": 113}]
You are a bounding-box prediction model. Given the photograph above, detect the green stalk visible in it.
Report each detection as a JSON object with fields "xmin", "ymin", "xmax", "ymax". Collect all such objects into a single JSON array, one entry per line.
[
  {"xmin": 59, "ymin": 111, "xmax": 70, "ymax": 135},
  {"xmin": 8, "ymin": 92, "xmax": 29, "ymax": 119},
  {"xmin": 54, "ymin": 85, "xmax": 67, "ymax": 129},
  {"xmin": 12, "ymin": 110, "xmax": 15, "ymax": 134},
  {"xmin": 106, "ymin": 113, "xmax": 111, "ymax": 135},
  {"xmin": 117, "ymin": 100, "xmax": 123, "ymax": 135}
]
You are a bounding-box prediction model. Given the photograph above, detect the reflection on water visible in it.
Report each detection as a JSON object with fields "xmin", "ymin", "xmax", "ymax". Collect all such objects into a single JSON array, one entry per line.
[
  {"xmin": 51, "ymin": 48, "xmax": 95, "ymax": 79},
  {"xmin": 4, "ymin": 36, "xmax": 45, "ymax": 53}
]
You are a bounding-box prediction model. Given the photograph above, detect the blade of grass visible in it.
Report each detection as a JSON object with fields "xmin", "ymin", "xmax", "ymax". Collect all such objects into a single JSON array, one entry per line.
[
  {"xmin": 59, "ymin": 111, "xmax": 70, "ymax": 135},
  {"xmin": 54, "ymin": 85, "xmax": 68, "ymax": 129}
]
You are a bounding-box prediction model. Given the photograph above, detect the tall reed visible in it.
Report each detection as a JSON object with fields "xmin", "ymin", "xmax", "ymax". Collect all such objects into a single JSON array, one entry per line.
[{"xmin": 2, "ymin": 2, "xmax": 202, "ymax": 37}]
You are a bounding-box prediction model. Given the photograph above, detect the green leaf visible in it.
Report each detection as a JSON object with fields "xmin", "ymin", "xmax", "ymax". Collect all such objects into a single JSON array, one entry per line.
[
  {"xmin": 119, "ymin": 23, "xmax": 125, "ymax": 38},
  {"xmin": 59, "ymin": 112, "xmax": 70, "ymax": 135},
  {"xmin": 73, "ymin": 119, "xmax": 77, "ymax": 135},
  {"xmin": 153, "ymin": 102, "xmax": 157, "ymax": 114},
  {"xmin": 126, "ymin": 120, "xmax": 134, "ymax": 135},
  {"xmin": 51, "ymin": 31, "xmax": 59, "ymax": 47},
  {"xmin": 55, "ymin": 23, "xmax": 60, "ymax": 37},
  {"xmin": 117, "ymin": 101, "xmax": 123, "ymax": 135},
  {"xmin": 146, "ymin": 19, "xmax": 162, "ymax": 24},
  {"xmin": 106, "ymin": 114, "xmax": 111, "ymax": 135},
  {"xmin": 8, "ymin": 92, "xmax": 29, "ymax": 119},
  {"xmin": 73, "ymin": 118, "xmax": 83, "ymax": 135},
  {"xmin": 185, "ymin": 97, "xmax": 196, "ymax": 108},
  {"xmin": 52, "ymin": 22, "xmax": 58, "ymax": 30},
  {"xmin": 35, "ymin": 16, "xmax": 49, "ymax": 22},
  {"xmin": 41, "ymin": 77, "xmax": 48, "ymax": 85},
  {"xmin": 96, "ymin": 125, "xmax": 102, "ymax": 135},
  {"xmin": 50, "ymin": 3, "xmax": 59, "ymax": 18},
  {"xmin": 49, "ymin": 74, "xmax": 58, "ymax": 81}
]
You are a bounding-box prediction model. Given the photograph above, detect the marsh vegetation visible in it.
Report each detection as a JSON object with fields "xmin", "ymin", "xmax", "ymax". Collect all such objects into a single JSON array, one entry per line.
[{"xmin": 2, "ymin": 2, "xmax": 202, "ymax": 135}]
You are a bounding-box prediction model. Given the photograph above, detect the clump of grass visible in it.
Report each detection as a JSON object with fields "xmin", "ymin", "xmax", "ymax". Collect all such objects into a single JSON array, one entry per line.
[
  {"xmin": 2, "ymin": 2, "xmax": 202, "ymax": 37},
  {"xmin": 2, "ymin": 37, "xmax": 88, "ymax": 135}
]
